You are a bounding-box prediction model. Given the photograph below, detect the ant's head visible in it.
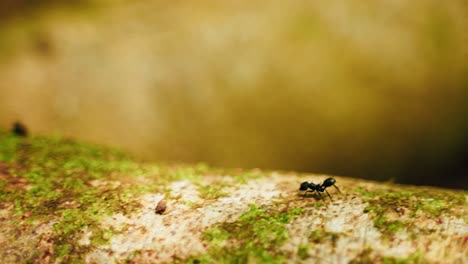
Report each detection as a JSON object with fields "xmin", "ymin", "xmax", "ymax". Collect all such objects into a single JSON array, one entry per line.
[
  {"xmin": 322, "ymin": 178, "xmax": 336, "ymax": 188},
  {"xmin": 299, "ymin": 182, "xmax": 310, "ymax": 191}
]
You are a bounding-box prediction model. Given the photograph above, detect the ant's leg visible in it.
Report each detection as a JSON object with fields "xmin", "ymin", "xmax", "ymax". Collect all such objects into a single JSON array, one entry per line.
[
  {"xmin": 316, "ymin": 191, "xmax": 327, "ymax": 203},
  {"xmin": 333, "ymin": 184, "xmax": 341, "ymax": 193},
  {"xmin": 324, "ymin": 189, "xmax": 333, "ymax": 201}
]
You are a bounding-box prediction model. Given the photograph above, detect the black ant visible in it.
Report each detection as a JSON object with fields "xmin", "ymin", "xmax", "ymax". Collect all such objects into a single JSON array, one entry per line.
[
  {"xmin": 299, "ymin": 178, "xmax": 341, "ymax": 202},
  {"xmin": 11, "ymin": 121, "xmax": 28, "ymax": 137}
]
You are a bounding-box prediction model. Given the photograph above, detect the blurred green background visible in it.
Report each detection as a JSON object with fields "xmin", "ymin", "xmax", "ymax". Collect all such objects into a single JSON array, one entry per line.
[{"xmin": 1, "ymin": 0, "xmax": 467, "ymax": 188}]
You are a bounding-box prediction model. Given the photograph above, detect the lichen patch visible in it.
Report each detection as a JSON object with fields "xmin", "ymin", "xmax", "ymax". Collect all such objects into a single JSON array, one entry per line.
[
  {"xmin": 281, "ymin": 188, "xmax": 467, "ymax": 263},
  {"xmin": 86, "ymin": 177, "xmax": 281, "ymax": 263}
]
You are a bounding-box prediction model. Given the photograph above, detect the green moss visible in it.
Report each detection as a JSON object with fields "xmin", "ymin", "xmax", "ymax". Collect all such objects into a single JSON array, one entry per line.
[
  {"xmin": 363, "ymin": 204, "xmax": 404, "ymax": 235},
  {"xmin": 297, "ymin": 244, "xmax": 310, "ymax": 260},
  {"xmin": 196, "ymin": 204, "xmax": 304, "ymax": 263},
  {"xmin": 55, "ymin": 244, "xmax": 72, "ymax": 258},
  {"xmin": 202, "ymin": 228, "xmax": 230, "ymax": 245},
  {"xmin": 0, "ymin": 132, "xmax": 156, "ymax": 261},
  {"xmin": 355, "ymin": 187, "xmax": 378, "ymax": 197},
  {"xmin": 308, "ymin": 230, "xmax": 340, "ymax": 245},
  {"xmin": 350, "ymin": 249, "xmax": 426, "ymax": 264},
  {"xmin": 232, "ymin": 169, "xmax": 263, "ymax": 184},
  {"xmin": 350, "ymin": 248, "xmax": 374, "ymax": 264},
  {"xmin": 198, "ymin": 184, "xmax": 229, "ymax": 200},
  {"xmin": 357, "ymin": 186, "xmax": 465, "ymax": 236},
  {"xmin": 381, "ymin": 251, "xmax": 425, "ymax": 264},
  {"xmin": 421, "ymin": 198, "xmax": 452, "ymax": 217},
  {"xmin": 0, "ymin": 133, "xmax": 21, "ymax": 162},
  {"xmin": 0, "ymin": 130, "xmax": 236, "ymax": 262},
  {"xmin": 164, "ymin": 166, "xmax": 204, "ymax": 183}
]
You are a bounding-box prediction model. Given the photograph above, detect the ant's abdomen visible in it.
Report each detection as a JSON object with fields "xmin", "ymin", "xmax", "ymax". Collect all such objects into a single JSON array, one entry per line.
[
  {"xmin": 322, "ymin": 178, "xmax": 336, "ymax": 187},
  {"xmin": 299, "ymin": 182, "xmax": 309, "ymax": 191}
]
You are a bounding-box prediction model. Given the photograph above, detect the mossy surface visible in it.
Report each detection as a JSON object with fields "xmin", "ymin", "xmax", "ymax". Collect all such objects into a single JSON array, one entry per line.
[
  {"xmin": 356, "ymin": 186, "xmax": 465, "ymax": 237},
  {"xmin": 350, "ymin": 249, "xmax": 426, "ymax": 264},
  {"xmin": 1, "ymin": 130, "xmax": 466, "ymax": 263},
  {"xmin": 0, "ymin": 131, "xmax": 217, "ymax": 262},
  {"xmin": 0, "ymin": 130, "xmax": 275, "ymax": 262},
  {"xmin": 307, "ymin": 229, "xmax": 340, "ymax": 245},
  {"xmin": 381, "ymin": 251, "xmax": 426, "ymax": 264},
  {"xmin": 0, "ymin": 131, "xmax": 148, "ymax": 261},
  {"xmin": 195, "ymin": 204, "xmax": 304, "ymax": 263},
  {"xmin": 198, "ymin": 183, "xmax": 229, "ymax": 200}
]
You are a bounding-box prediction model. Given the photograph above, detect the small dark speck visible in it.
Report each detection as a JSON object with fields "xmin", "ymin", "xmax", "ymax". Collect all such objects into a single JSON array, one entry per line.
[
  {"xmin": 12, "ymin": 121, "xmax": 28, "ymax": 137},
  {"xmin": 155, "ymin": 199, "xmax": 167, "ymax": 215}
]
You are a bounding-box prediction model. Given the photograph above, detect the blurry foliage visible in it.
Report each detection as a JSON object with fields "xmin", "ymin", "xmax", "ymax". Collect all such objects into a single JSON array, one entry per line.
[
  {"xmin": 0, "ymin": 0, "xmax": 467, "ymax": 188},
  {"xmin": 0, "ymin": 0, "xmax": 90, "ymax": 22}
]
